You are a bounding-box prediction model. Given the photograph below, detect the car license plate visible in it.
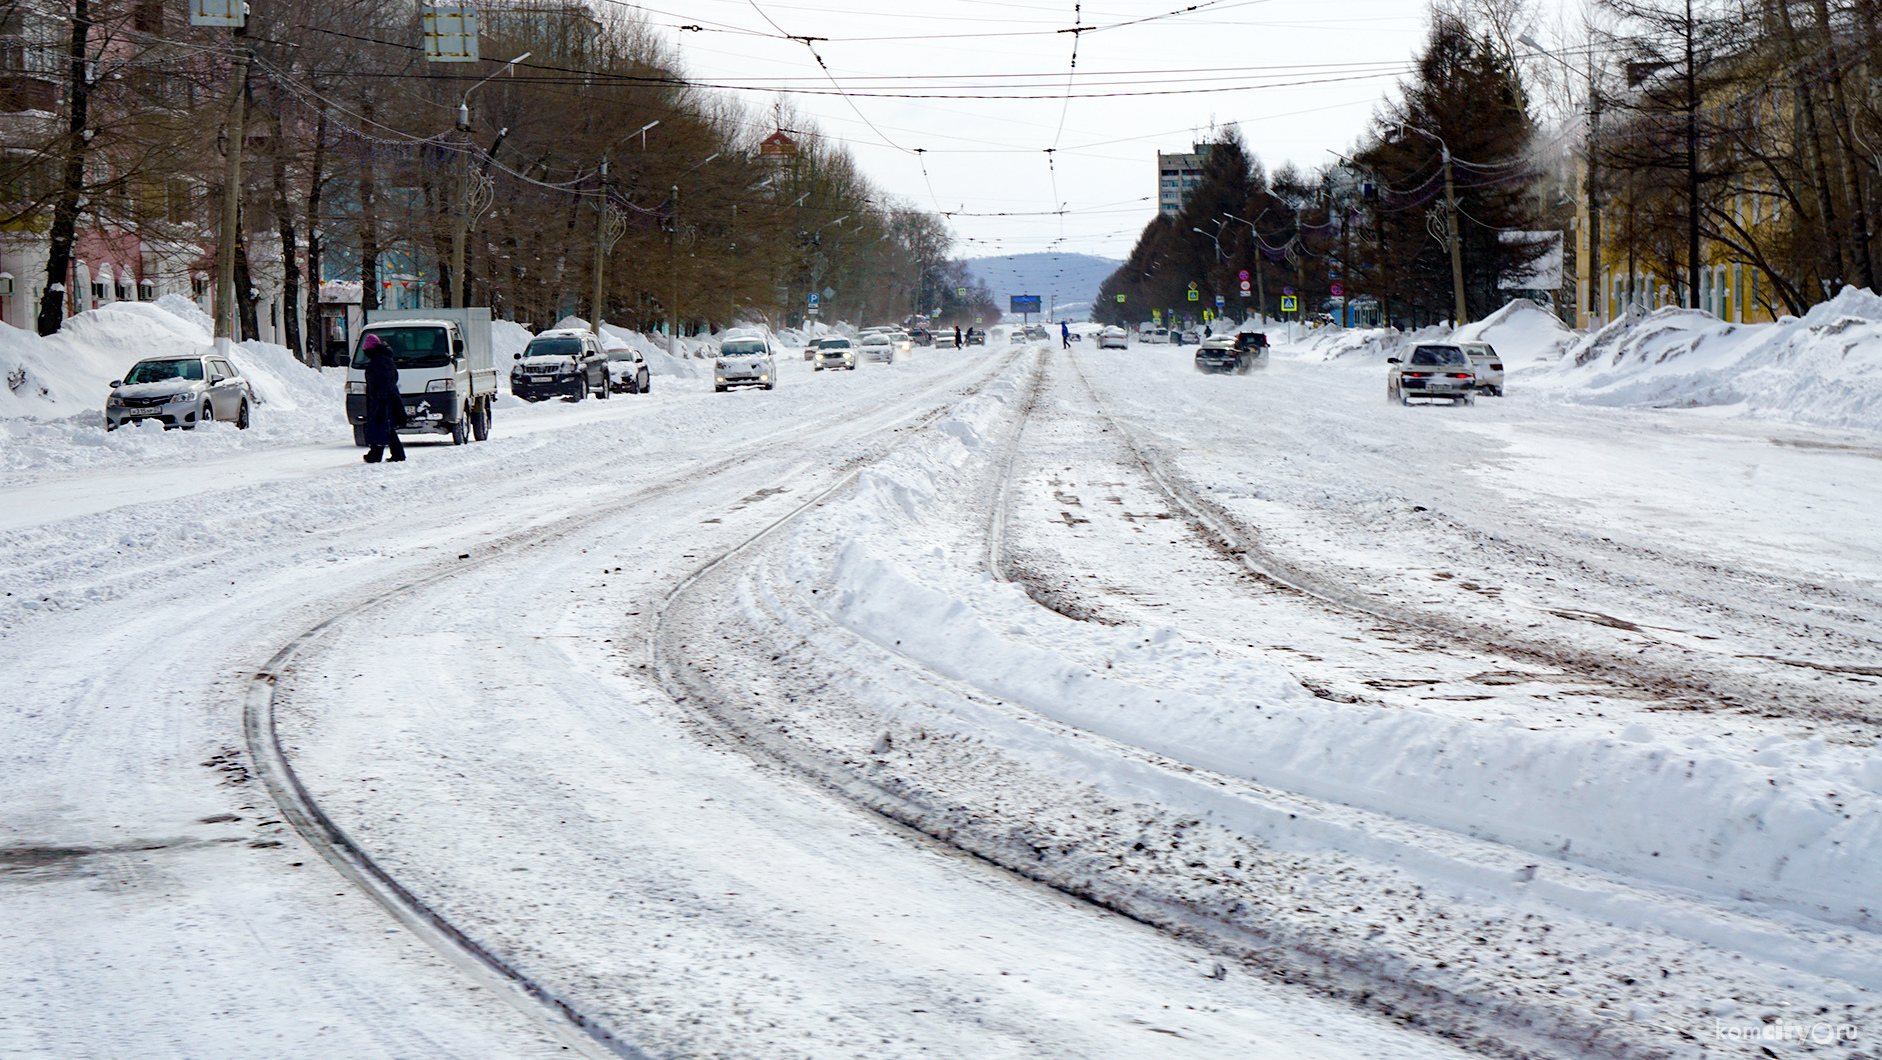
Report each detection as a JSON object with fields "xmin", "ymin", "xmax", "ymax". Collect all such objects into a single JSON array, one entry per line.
[{"xmin": 124, "ymin": 408, "xmax": 158, "ymax": 417}]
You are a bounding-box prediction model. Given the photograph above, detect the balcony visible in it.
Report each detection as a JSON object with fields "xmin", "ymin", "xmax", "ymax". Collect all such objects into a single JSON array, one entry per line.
[{"xmin": 0, "ymin": 72, "xmax": 56, "ymax": 115}]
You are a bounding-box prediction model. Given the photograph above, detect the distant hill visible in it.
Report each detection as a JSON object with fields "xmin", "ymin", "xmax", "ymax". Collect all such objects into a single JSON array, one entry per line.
[{"xmin": 964, "ymin": 252, "xmax": 1121, "ymax": 322}]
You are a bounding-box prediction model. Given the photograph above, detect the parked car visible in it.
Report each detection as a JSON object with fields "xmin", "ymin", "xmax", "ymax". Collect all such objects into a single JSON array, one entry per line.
[
  {"xmin": 605, "ymin": 342, "xmax": 650, "ymax": 394},
  {"xmin": 1021, "ymin": 324, "xmax": 1049, "ymax": 342},
  {"xmin": 1138, "ymin": 326, "xmax": 1170, "ymax": 344},
  {"xmin": 1097, "ymin": 326, "xmax": 1129, "ymax": 349},
  {"xmin": 858, "ymin": 333, "xmax": 896, "ymax": 364},
  {"xmin": 964, "ymin": 328, "xmax": 986, "ymax": 346},
  {"xmin": 1174, "ymin": 329, "xmax": 1201, "ymax": 346},
  {"xmin": 1456, "ymin": 341, "xmax": 1505, "ymax": 396},
  {"xmin": 715, "ymin": 329, "xmax": 777, "ymax": 391},
  {"xmin": 105, "ymin": 352, "xmax": 254, "ymax": 430},
  {"xmin": 512, "ymin": 328, "xmax": 609, "ymax": 402},
  {"xmin": 907, "ymin": 328, "xmax": 933, "ymax": 347},
  {"xmin": 1387, "ymin": 344, "xmax": 1478, "ymax": 405},
  {"xmin": 813, "ymin": 336, "xmax": 858, "ymax": 370}
]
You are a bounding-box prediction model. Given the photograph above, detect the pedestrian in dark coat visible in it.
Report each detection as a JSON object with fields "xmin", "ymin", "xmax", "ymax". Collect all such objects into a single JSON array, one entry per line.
[
  {"xmin": 360, "ymin": 334, "xmax": 406, "ymax": 463},
  {"xmin": 953, "ymin": 325, "xmax": 962, "ymax": 349}
]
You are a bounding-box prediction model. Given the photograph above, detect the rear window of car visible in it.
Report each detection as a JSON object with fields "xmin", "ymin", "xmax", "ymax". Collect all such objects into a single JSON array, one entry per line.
[{"xmin": 1409, "ymin": 345, "xmax": 1467, "ymax": 366}]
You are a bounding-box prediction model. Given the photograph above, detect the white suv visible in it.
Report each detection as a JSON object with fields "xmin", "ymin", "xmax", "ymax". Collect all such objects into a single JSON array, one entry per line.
[
  {"xmin": 1456, "ymin": 341, "xmax": 1505, "ymax": 396},
  {"xmin": 715, "ymin": 329, "xmax": 777, "ymax": 391}
]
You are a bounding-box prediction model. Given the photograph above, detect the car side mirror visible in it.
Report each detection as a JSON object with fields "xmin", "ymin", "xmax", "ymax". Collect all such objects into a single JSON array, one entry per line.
[
  {"xmin": 513, "ymin": 352, "xmax": 522, "ymax": 361},
  {"xmin": 454, "ymin": 338, "xmax": 465, "ymax": 355},
  {"xmin": 109, "ymin": 379, "xmax": 122, "ymax": 388},
  {"xmin": 1387, "ymin": 357, "xmax": 1401, "ymax": 364}
]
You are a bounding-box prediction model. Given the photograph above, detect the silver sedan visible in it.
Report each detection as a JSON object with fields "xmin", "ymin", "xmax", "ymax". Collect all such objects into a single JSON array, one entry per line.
[{"xmin": 105, "ymin": 353, "xmax": 255, "ymax": 430}]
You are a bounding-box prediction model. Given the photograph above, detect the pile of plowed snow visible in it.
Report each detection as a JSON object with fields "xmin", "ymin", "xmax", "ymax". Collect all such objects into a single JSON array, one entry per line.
[
  {"xmin": 0, "ymin": 298, "xmax": 347, "ymax": 474},
  {"xmin": 1275, "ymin": 293, "xmax": 1882, "ymax": 434},
  {"xmin": 1528, "ymin": 287, "xmax": 1882, "ymax": 432}
]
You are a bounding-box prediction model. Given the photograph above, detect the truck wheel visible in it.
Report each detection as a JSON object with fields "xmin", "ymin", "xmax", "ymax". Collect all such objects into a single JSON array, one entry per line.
[
  {"xmin": 472, "ymin": 400, "xmax": 490, "ymax": 441},
  {"xmin": 451, "ymin": 408, "xmax": 469, "ymax": 445},
  {"xmin": 353, "ymin": 424, "xmax": 369, "ymax": 447}
]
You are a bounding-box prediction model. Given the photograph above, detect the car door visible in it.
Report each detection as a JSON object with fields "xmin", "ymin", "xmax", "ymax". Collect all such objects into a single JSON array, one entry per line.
[{"xmin": 205, "ymin": 359, "xmax": 234, "ymax": 420}]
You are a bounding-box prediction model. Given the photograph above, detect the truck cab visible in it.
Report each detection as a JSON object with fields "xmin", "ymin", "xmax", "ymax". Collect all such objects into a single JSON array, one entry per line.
[{"xmin": 345, "ymin": 308, "xmax": 496, "ymax": 446}]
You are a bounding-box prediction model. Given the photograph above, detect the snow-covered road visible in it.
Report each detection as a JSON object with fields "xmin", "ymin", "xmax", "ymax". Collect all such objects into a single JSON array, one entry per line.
[{"xmin": 4, "ymin": 329, "xmax": 1878, "ymax": 1058}]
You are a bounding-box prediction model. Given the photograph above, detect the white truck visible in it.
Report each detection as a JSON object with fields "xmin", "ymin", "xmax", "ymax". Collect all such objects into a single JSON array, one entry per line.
[{"xmin": 345, "ymin": 307, "xmax": 497, "ymax": 447}]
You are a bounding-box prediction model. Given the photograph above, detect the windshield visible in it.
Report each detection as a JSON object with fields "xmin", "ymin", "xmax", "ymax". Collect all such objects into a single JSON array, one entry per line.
[
  {"xmin": 1409, "ymin": 345, "xmax": 1468, "ymax": 366},
  {"xmin": 861, "ymin": 336, "xmax": 888, "ymax": 345},
  {"xmin": 123, "ymin": 359, "xmax": 203, "ymax": 384},
  {"xmin": 353, "ymin": 326, "xmax": 453, "ymax": 370},
  {"xmin": 525, "ymin": 337, "xmax": 584, "ymax": 359},
  {"xmin": 721, "ymin": 339, "xmax": 767, "ymax": 356},
  {"xmin": 606, "ymin": 349, "xmax": 637, "ymax": 361},
  {"xmin": 818, "ymin": 339, "xmax": 852, "ymax": 349}
]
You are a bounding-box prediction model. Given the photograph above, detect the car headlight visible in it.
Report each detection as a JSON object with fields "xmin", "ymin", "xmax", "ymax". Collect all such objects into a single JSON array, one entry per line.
[
  {"xmin": 425, "ymin": 379, "xmax": 454, "ymax": 392},
  {"xmin": 169, "ymin": 391, "xmax": 198, "ymax": 404}
]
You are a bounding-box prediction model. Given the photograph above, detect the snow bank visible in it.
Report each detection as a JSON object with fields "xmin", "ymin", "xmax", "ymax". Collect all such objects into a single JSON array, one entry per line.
[
  {"xmin": 773, "ymin": 353, "xmax": 1882, "ymax": 930},
  {"xmin": 1531, "ymin": 287, "xmax": 1882, "ymax": 432},
  {"xmin": 1452, "ymin": 297, "xmax": 1578, "ymax": 365},
  {"xmin": 0, "ymin": 300, "xmax": 347, "ymax": 477}
]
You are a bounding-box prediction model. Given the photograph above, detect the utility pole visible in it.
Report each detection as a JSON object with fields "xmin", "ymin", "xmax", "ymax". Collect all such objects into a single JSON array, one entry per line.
[
  {"xmin": 214, "ymin": 17, "xmax": 251, "ymax": 354},
  {"xmin": 669, "ymin": 183, "xmax": 680, "ymax": 357},
  {"xmin": 590, "ymin": 159, "xmax": 610, "ymax": 335},
  {"xmin": 1441, "ymin": 144, "xmax": 1467, "ymax": 325}
]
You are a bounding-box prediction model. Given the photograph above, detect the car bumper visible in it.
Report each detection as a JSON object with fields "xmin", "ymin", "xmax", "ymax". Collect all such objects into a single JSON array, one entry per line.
[
  {"xmin": 346, "ymin": 393, "xmax": 461, "ymax": 430},
  {"xmin": 1399, "ymin": 381, "xmax": 1472, "ymax": 398},
  {"xmin": 511, "ymin": 377, "xmax": 583, "ymax": 399},
  {"xmin": 106, "ymin": 404, "xmax": 201, "ymax": 429},
  {"xmin": 716, "ymin": 373, "xmax": 771, "ymax": 387},
  {"xmin": 1194, "ymin": 355, "xmax": 1242, "ymax": 372}
]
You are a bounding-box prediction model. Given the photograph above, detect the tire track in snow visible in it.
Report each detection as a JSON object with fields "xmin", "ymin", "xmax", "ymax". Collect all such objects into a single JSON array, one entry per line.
[{"xmin": 245, "ymin": 348, "xmax": 1031, "ymax": 1059}]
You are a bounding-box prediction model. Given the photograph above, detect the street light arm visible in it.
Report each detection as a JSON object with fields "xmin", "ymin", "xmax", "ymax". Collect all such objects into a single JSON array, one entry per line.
[{"xmin": 458, "ymin": 51, "xmax": 531, "ymax": 129}]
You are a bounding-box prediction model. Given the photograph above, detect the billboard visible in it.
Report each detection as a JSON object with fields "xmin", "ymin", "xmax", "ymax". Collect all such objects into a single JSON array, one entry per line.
[{"xmin": 1010, "ymin": 295, "xmax": 1041, "ymax": 314}]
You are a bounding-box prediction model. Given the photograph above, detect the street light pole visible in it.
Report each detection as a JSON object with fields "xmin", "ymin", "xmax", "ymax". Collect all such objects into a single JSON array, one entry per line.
[
  {"xmin": 451, "ymin": 52, "xmax": 529, "ymax": 310},
  {"xmin": 1398, "ymin": 123, "xmax": 1468, "ymax": 325}
]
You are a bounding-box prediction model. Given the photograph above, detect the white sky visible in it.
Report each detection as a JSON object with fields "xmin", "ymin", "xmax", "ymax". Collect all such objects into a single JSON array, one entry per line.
[{"xmin": 632, "ymin": 0, "xmax": 1439, "ymax": 261}]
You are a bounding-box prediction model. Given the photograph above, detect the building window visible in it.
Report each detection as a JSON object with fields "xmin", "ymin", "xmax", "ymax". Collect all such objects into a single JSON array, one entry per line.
[{"xmin": 166, "ymin": 180, "xmax": 192, "ymax": 224}]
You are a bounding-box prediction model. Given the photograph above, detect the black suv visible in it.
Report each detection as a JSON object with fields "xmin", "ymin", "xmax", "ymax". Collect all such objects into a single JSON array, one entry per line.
[
  {"xmin": 1194, "ymin": 331, "xmax": 1269, "ymax": 374},
  {"xmin": 512, "ymin": 329, "xmax": 610, "ymax": 402}
]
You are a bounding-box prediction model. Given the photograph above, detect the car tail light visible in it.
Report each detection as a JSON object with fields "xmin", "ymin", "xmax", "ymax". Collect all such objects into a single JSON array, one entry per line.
[
  {"xmin": 1403, "ymin": 372, "xmax": 1429, "ymax": 379},
  {"xmin": 1448, "ymin": 372, "xmax": 1472, "ymax": 378},
  {"xmin": 1490, "ymin": 363, "xmax": 1503, "ymax": 371}
]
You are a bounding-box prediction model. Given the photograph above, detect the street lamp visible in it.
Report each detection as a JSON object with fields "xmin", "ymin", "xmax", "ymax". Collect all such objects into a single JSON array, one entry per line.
[
  {"xmin": 1395, "ymin": 122, "xmax": 1468, "ymax": 326},
  {"xmin": 453, "ymin": 51, "xmax": 530, "ymax": 309},
  {"xmin": 669, "ymin": 152, "xmax": 721, "ymax": 356}
]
